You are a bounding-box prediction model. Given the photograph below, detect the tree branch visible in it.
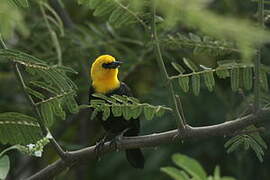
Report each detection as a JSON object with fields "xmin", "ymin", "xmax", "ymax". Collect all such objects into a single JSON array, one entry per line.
[{"xmin": 26, "ymin": 108, "xmax": 270, "ymax": 180}]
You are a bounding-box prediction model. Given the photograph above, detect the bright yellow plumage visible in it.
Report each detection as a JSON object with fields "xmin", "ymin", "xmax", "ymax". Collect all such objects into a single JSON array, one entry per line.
[{"xmin": 90, "ymin": 55, "xmax": 120, "ymax": 94}]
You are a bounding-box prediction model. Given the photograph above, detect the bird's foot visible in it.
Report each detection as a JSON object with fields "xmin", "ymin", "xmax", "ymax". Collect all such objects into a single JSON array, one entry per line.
[
  {"xmin": 109, "ymin": 128, "xmax": 130, "ymax": 151},
  {"xmin": 95, "ymin": 135, "xmax": 107, "ymax": 159}
]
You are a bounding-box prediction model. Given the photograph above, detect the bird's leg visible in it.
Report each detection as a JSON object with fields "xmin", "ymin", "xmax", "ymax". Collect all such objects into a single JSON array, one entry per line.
[
  {"xmin": 109, "ymin": 128, "xmax": 130, "ymax": 151},
  {"xmin": 95, "ymin": 132, "xmax": 110, "ymax": 158}
]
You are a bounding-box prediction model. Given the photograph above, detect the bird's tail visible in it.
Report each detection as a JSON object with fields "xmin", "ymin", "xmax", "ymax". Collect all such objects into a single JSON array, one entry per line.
[{"xmin": 125, "ymin": 148, "xmax": 145, "ymax": 169}]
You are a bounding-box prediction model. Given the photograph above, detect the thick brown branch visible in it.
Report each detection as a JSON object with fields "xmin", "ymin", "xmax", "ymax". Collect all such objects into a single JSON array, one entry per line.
[{"xmin": 26, "ymin": 108, "xmax": 270, "ymax": 180}]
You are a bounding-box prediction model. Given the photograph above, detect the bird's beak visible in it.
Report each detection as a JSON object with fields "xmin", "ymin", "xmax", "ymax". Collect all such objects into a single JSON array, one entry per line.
[
  {"xmin": 103, "ymin": 61, "xmax": 124, "ymax": 69},
  {"xmin": 112, "ymin": 61, "xmax": 123, "ymax": 68}
]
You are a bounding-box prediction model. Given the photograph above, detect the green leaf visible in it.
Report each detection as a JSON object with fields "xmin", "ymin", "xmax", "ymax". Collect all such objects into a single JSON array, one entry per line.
[
  {"xmin": 247, "ymin": 137, "xmax": 265, "ymax": 162},
  {"xmin": 88, "ymin": 0, "xmax": 103, "ymax": 9},
  {"xmin": 0, "ymin": 49, "xmax": 46, "ymax": 64},
  {"xmin": 26, "ymin": 87, "xmax": 45, "ymax": 100},
  {"xmin": 172, "ymin": 154, "xmax": 207, "ymax": 180},
  {"xmin": 123, "ymin": 105, "xmax": 132, "ymax": 120},
  {"xmin": 51, "ymin": 99, "xmax": 66, "ymax": 120},
  {"xmin": 131, "ymin": 105, "xmax": 142, "ymax": 119},
  {"xmin": 92, "ymin": 93, "xmax": 117, "ymax": 104},
  {"xmin": 102, "ymin": 105, "xmax": 110, "ymax": 121},
  {"xmin": 111, "ymin": 105, "xmax": 122, "ymax": 117},
  {"xmin": 203, "ymin": 71, "xmax": 215, "ymax": 92},
  {"xmin": 216, "ymin": 69, "xmax": 230, "ymax": 79},
  {"xmin": 183, "ymin": 58, "xmax": 198, "ymax": 72},
  {"xmin": 242, "ymin": 67, "xmax": 253, "ymax": 90},
  {"xmin": 171, "ymin": 62, "xmax": 185, "ymax": 74},
  {"xmin": 155, "ymin": 106, "xmax": 166, "ymax": 117},
  {"xmin": 10, "ymin": 0, "xmax": 29, "ymax": 8},
  {"xmin": 41, "ymin": 102, "xmax": 54, "ymax": 127},
  {"xmin": 66, "ymin": 96, "xmax": 79, "ymax": 114},
  {"xmin": 93, "ymin": 0, "xmax": 116, "ymax": 17},
  {"xmin": 30, "ymin": 81, "xmax": 59, "ymax": 95},
  {"xmin": 224, "ymin": 136, "xmax": 242, "ymax": 149},
  {"xmin": 160, "ymin": 167, "xmax": 188, "ymax": 180},
  {"xmin": 111, "ymin": 95, "xmax": 129, "ymax": 103},
  {"xmin": 217, "ymin": 60, "xmax": 237, "ymax": 67},
  {"xmin": 230, "ymin": 68, "xmax": 240, "ymax": 92},
  {"xmin": 90, "ymin": 99, "xmax": 106, "ymax": 105},
  {"xmin": 192, "ymin": 74, "xmax": 200, "ymax": 96},
  {"xmin": 127, "ymin": 96, "xmax": 140, "ymax": 103},
  {"xmin": 0, "ymin": 155, "xmax": 10, "ymax": 180},
  {"xmin": 57, "ymin": 66, "xmax": 78, "ymax": 74},
  {"xmin": 178, "ymin": 76, "xmax": 189, "ymax": 93},
  {"xmin": 0, "ymin": 112, "xmax": 41, "ymax": 145},
  {"xmin": 226, "ymin": 137, "xmax": 244, "ymax": 154},
  {"xmin": 144, "ymin": 105, "xmax": 155, "ymax": 120},
  {"xmin": 260, "ymin": 70, "xmax": 269, "ymax": 92}
]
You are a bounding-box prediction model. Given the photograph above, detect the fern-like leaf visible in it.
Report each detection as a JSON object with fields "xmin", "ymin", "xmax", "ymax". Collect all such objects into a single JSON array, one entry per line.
[
  {"xmin": 83, "ymin": 94, "xmax": 172, "ymax": 121},
  {"xmin": 0, "ymin": 112, "xmax": 41, "ymax": 145}
]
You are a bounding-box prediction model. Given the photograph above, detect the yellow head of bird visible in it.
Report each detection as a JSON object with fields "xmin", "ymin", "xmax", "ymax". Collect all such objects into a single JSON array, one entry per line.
[{"xmin": 90, "ymin": 55, "xmax": 123, "ymax": 93}]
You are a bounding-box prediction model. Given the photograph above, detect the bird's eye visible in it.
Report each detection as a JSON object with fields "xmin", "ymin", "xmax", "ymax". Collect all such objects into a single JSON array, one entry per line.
[{"xmin": 102, "ymin": 63, "xmax": 111, "ymax": 69}]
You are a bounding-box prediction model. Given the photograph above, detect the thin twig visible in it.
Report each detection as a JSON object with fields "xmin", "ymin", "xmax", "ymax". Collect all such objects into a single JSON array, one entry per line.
[
  {"xmin": 152, "ymin": 3, "xmax": 185, "ymax": 130},
  {"xmin": 175, "ymin": 95, "xmax": 186, "ymax": 125}
]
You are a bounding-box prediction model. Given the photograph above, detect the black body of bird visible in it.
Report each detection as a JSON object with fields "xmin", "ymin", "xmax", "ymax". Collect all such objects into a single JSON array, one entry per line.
[{"xmin": 89, "ymin": 55, "xmax": 145, "ymax": 169}]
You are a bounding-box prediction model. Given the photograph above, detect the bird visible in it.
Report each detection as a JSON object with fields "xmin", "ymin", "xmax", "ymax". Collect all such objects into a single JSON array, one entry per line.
[{"xmin": 89, "ymin": 54, "xmax": 145, "ymax": 169}]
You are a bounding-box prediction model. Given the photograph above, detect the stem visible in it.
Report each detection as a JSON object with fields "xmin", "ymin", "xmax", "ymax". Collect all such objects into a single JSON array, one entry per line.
[
  {"xmin": 254, "ymin": 0, "xmax": 264, "ymax": 112},
  {"xmin": 152, "ymin": 3, "xmax": 185, "ymax": 129}
]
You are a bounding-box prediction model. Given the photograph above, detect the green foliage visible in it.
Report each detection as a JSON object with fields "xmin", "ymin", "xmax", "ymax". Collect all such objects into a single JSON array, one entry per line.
[
  {"xmin": 0, "ymin": 155, "xmax": 10, "ymax": 180},
  {"xmin": 78, "ymin": 0, "xmax": 147, "ymax": 28},
  {"xmin": 157, "ymin": 0, "xmax": 270, "ymax": 61},
  {"xmin": 225, "ymin": 126, "xmax": 267, "ymax": 162},
  {"xmin": 161, "ymin": 153, "xmax": 236, "ymax": 180},
  {"xmin": 164, "ymin": 33, "xmax": 238, "ymax": 57},
  {"xmin": 0, "ymin": 49, "xmax": 79, "ymax": 127},
  {"xmin": 0, "ymin": 112, "xmax": 41, "ymax": 145},
  {"xmin": 0, "ymin": 0, "xmax": 29, "ymax": 39},
  {"xmin": 171, "ymin": 59, "xmax": 257, "ymax": 95},
  {"xmin": 9, "ymin": 0, "xmax": 29, "ymax": 8},
  {"xmin": 82, "ymin": 93, "xmax": 172, "ymax": 121}
]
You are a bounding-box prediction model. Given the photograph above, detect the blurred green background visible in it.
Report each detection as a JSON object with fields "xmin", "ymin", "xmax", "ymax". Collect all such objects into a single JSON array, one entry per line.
[{"xmin": 0, "ymin": 0, "xmax": 270, "ymax": 179}]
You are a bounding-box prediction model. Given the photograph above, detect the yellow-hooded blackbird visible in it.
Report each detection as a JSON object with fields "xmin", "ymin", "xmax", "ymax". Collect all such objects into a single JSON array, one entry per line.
[{"xmin": 89, "ymin": 55, "xmax": 145, "ymax": 169}]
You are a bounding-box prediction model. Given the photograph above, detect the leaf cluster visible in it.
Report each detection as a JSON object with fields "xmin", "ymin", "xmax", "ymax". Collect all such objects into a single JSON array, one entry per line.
[
  {"xmin": 77, "ymin": 0, "xmax": 147, "ymax": 28},
  {"xmin": 0, "ymin": 49, "xmax": 79, "ymax": 127},
  {"xmin": 83, "ymin": 93, "xmax": 172, "ymax": 121},
  {"xmin": 163, "ymin": 33, "xmax": 239, "ymax": 57},
  {"xmin": 171, "ymin": 58, "xmax": 261, "ymax": 95},
  {"xmin": 225, "ymin": 126, "xmax": 267, "ymax": 162}
]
